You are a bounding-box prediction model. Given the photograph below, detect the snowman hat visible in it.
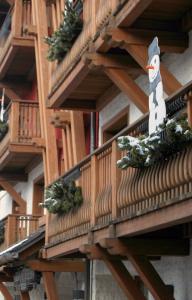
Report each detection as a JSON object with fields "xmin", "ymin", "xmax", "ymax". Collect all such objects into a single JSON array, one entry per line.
[{"xmin": 148, "ymin": 37, "xmax": 160, "ymax": 63}]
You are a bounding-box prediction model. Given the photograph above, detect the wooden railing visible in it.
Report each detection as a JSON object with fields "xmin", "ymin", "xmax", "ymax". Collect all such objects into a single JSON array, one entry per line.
[
  {"xmin": 49, "ymin": 0, "xmax": 119, "ymax": 93},
  {"xmin": 47, "ymin": 81, "xmax": 192, "ymax": 244},
  {"xmin": 4, "ymin": 100, "xmax": 41, "ymax": 144},
  {"xmin": 0, "ymin": 214, "xmax": 40, "ymax": 252}
]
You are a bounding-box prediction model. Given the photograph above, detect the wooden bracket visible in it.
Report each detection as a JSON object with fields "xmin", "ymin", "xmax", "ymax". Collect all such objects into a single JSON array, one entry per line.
[
  {"xmin": 43, "ymin": 272, "xmax": 59, "ymax": 300},
  {"xmin": 80, "ymin": 244, "xmax": 147, "ymax": 300},
  {"xmin": 50, "ymin": 111, "xmax": 71, "ymax": 128},
  {"xmin": 100, "ymin": 238, "xmax": 178, "ymax": 300},
  {"xmin": 0, "ymin": 181, "xmax": 26, "ymax": 213}
]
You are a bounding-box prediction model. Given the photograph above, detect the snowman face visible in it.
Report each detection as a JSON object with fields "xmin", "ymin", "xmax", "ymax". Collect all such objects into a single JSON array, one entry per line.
[{"xmin": 148, "ymin": 54, "xmax": 160, "ymax": 83}]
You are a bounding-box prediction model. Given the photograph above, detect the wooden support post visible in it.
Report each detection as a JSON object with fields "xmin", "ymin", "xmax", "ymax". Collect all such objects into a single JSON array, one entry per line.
[
  {"xmin": 6, "ymin": 215, "xmax": 17, "ymax": 246},
  {"xmin": 122, "ymin": 44, "xmax": 182, "ymax": 95},
  {"xmin": 0, "ymin": 282, "xmax": 13, "ymax": 300},
  {"xmin": 12, "ymin": 0, "xmax": 23, "ymax": 36},
  {"xmin": 10, "ymin": 101, "xmax": 20, "ymax": 143},
  {"xmin": 111, "ymin": 140, "xmax": 121, "ymax": 219},
  {"xmin": 20, "ymin": 291, "xmax": 30, "ymax": 300},
  {"xmin": 104, "ymin": 67, "xmax": 148, "ymax": 113},
  {"xmin": 91, "ymin": 155, "xmax": 98, "ymax": 227},
  {"xmin": 33, "ymin": 0, "xmax": 59, "ymax": 185},
  {"xmin": 0, "ymin": 181, "xmax": 26, "ymax": 214},
  {"xmin": 127, "ymin": 255, "xmax": 175, "ymax": 300},
  {"xmin": 70, "ymin": 111, "xmax": 86, "ymax": 165},
  {"xmin": 43, "ymin": 272, "xmax": 59, "ymax": 300}
]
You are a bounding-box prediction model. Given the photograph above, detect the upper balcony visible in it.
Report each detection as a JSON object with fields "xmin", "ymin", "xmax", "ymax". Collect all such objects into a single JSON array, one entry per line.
[
  {"xmin": 0, "ymin": 99, "xmax": 42, "ymax": 177},
  {"xmin": 44, "ymin": 80, "xmax": 192, "ymax": 258},
  {"xmin": 0, "ymin": 0, "xmax": 35, "ymax": 81},
  {"xmin": 47, "ymin": 0, "xmax": 192, "ymax": 110}
]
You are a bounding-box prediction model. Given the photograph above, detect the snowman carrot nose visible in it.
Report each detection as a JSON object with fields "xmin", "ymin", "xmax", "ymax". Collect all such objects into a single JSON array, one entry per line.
[{"xmin": 146, "ymin": 65, "xmax": 155, "ymax": 70}]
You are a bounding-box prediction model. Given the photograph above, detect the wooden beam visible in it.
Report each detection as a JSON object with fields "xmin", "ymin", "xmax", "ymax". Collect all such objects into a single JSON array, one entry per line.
[
  {"xmin": 70, "ymin": 111, "xmax": 86, "ymax": 165},
  {"xmin": 26, "ymin": 259, "xmax": 86, "ymax": 272},
  {"xmin": 122, "ymin": 44, "xmax": 182, "ymax": 95},
  {"xmin": 50, "ymin": 111, "xmax": 71, "ymax": 128},
  {"xmin": 43, "ymin": 272, "xmax": 59, "ymax": 300},
  {"xmin": 100, "ymin": 238, "xmax": 189, "ymax": 256},
  {"xmin": 80, "ymin": 244, "xmax": 147, "ymax": 300},
  {"xmin": 104, "ymin": 67, "xmax": 148, "ymax": 113},
  {"xmin": 0, "ymin": 282, "xmax": 13, "ymax": 300},
  {"xmin": 0, "ymin": 181, "xmax": 26, "ymax": 213},
  {"xmin": 103, "ymin": 28, "xmax": 188, "ymax": 53},
  {"xmin": 20, "ymin": 239, "xmax": 45, "ymax": 260}
]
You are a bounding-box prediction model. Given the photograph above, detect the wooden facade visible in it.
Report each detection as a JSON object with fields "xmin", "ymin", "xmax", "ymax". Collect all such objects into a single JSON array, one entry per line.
[{"xmin": 0, "ymin": 0, "xmax": 192, "ymax": 299}]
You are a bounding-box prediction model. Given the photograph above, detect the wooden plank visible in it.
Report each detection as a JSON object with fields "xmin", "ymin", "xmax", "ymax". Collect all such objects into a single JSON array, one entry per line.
[
  {"xmin": 70, "ymin": 111, "xmax": 86, "ymax": 165},
  {"xmin": 0, "ymin": 181, "xmax": 26, "ymax": 213},
  {"xmin": 104, "ymin": 67, "xmax": 148, "ymax": 113},
  {"xmin": 42, "ymin": 272, "xmax": 59, "ymax": 300},
  {"xmin": 12, "ymin": 0, "xmax": 23, "ymax": 36},
  {"xmin": 111, "ymin": 141, "xmax": 121, "ymax": 219},
  {"xmin": 26, "ymin": 259, "xmax": 85, "ymax": 272},
  {"xmin": 6, "ymin": 215, "xmax": 17, "ymax": 246},
  {"xmin": 91, "ymin": 155, "xmax": 98, "ymax": 226},
  {"xmin": 0, "ymin": 283, "xmax": 13, "ymax": 300},
  {"xmin": 10, "ymin": 101, "xmax": 20, "ymax": 142}
]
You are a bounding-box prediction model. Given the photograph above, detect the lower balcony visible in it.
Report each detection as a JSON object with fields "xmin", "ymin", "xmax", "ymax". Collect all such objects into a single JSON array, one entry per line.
[
  {"xmin": 44, "ymin": 81, "xmax": 192, "ymax": 258},
  {"xmin": 0, "ymin": 214, "xmax": 40, "ymax": 252},
  {"xmin": 0, "ymin": 100, "xmax": 42, "ymax": 176}
]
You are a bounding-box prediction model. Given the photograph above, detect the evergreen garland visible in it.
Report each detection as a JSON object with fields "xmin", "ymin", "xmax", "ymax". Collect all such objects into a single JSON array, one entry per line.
[
  {"xmin": 45, "ymin": 0, "xmax": 83, "ymax": 62},
  {"xmin": 117, "ymin": 115, "xmax": 192, "ymax": 169},
  {"xmin": 40, "ymin": 180, "xmax": 83, "ymax": 215},
  {"xmin": 0, "ymin": 120, "xmax": 8, "ymax": 142}
]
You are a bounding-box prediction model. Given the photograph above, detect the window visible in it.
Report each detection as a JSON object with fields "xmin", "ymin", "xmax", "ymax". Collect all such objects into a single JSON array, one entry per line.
[{"xmin": 101, "ymin": 106, "xmax": 129, "ymax": 143}]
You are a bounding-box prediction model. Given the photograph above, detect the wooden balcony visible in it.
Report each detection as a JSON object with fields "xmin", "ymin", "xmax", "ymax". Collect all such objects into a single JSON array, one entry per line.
[
  {"xmin": 47, "ymin": 0, "xmax": 191, "ymax": 110},
  {"xmin": 0, "ymin": 214, "xmax": 40, "ymax": 252},
  {"xmin": 0, "ymin": 100, "xmax": 42, "ymax": 174},
  {"xmin": 0, "ymin": 0, "xmax": 34, "ymax": 81},
  {"xmin": 44, "ymin": 81, "xmax": 192, "ymax": 258}
]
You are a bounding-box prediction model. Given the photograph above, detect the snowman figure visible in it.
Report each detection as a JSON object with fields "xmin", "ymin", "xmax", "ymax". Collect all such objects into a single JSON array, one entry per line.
[{"xmin": 146, "ymin": 37, "xmax": 166, "ymax": 135}]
